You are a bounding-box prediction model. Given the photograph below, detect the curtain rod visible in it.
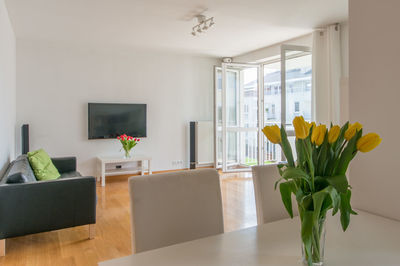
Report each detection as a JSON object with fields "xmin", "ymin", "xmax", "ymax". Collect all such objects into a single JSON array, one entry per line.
[{"xmin": 314, "ymin": 23, "xmax": 340, "ymax": 32}]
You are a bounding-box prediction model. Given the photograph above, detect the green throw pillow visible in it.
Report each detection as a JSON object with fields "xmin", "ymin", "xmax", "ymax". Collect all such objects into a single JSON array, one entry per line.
[{"xmin": 28, "ymin": 149, "xmax": 60, "ymax": 181}]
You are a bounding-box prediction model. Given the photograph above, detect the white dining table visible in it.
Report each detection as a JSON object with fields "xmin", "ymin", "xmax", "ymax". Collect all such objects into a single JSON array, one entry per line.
[{"xmin": 99, "ymin": 210, "xmax": 400, "ymax": 266}]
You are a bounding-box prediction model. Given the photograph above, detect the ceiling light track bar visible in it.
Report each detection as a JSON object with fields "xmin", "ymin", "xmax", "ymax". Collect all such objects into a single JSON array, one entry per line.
[{"xmin": 191, "ymin": 15, "xmax": 215, "ymax": 36}]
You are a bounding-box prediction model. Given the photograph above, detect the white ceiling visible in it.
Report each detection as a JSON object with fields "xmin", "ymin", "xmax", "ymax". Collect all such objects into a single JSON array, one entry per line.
[{"xmin": 5, "ymin": 0, "xmax": 348, "ymax": 58}]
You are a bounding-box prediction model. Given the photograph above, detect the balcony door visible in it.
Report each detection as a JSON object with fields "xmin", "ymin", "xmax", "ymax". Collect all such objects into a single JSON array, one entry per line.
[
  {"xmin": 218, "ymin": 63, "xmax": 260, "ymax": 172},
  {"xmin": 215, "ymin": 45, "xmax": 312, "ymax": 172}
]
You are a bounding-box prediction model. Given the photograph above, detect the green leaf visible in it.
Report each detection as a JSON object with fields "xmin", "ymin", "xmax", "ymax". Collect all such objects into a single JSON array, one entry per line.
[
  {"xmin": 301, "ymin": 211, "xmax": 314, "ymax": 266},
  {"xmin": 331, "ymin": 191, "xmax": 340, "ymax": 216},
  {"xmin": 316, "ymin": 132, "xmax": 329, "ymax": 176},
  {"xmin": 281, "ymin": 167, "xmax": 312, "ymax": 190},
  {"xmin": 301, "ymin": 211, "xmax": 314, "ymax": 242},
  {"xmin": 280, "ymin": 125, "xmax": 295, "ymax": 167},
  {"xmin": 274, "ymin": 177, "xmax": 283, "ymax": 190},
  {"xmin": 326, "ymin": 175, "xmax": 348, "ymax": 194},
  {"xmin": 312, "ymin": 190, "xmax": 328, "ymax": 224},
  {"xmin": 295, "ymin": 189, "xmax": 305, "ymax": 205},
  {"xmin": 339, "ymin": 190, "xmax": 357, "ymax": 231},
  {"xmin": 295, "ymin": 139, "xmax": 306, "ymax": 167},
  {"xmin": 299, "ymin": 194, "xmax": 313, "ymax": 212},
  {"xmin": 277, "ymin": 163, "xmax": 285, "ymax": 176},
  {"xmin": 282, "ymin": 167, "xmax": 309, "ymax": 180},
  {"xmin": 279, "ymin": 181, "xmax": 296, "ymax": 218},
  {"xmin": 301, "ymin": 139, "xmax": 315, "ymax": 184},
  {"xmin": 314, "ymin": 176, "xmax": 329, "ymax": 191},
  {"xmin": 311, "ymin": 186, "xmax": 339, "ymax": 222},
  {"xmin": 335, "ymin": 129, "xmax": 362, "ymax": 175},
  {"xmin": 332, "ymin": 122, "xmax": 349, "ymax": 151}
]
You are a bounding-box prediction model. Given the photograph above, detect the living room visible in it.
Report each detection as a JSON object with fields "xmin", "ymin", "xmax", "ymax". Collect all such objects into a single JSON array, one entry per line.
[{"xmin": 0, "ymin": 0, "xmax": 399, "ymax": 265}]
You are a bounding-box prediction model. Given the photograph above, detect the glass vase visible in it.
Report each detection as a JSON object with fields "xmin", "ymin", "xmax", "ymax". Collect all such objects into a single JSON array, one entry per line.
[
  {"xmin": 124, "ymin": 149, "xmax": 131, "ymax": 159},
  {"xmin": 301, "ymin": 216, "xmax": 326, "ymax": 266}
]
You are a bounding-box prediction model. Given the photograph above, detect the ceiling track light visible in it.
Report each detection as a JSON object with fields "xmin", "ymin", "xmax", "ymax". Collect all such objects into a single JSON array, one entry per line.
[{"xmin": 190, "ymin": 15, "xmax": 215, "ymax": 36}]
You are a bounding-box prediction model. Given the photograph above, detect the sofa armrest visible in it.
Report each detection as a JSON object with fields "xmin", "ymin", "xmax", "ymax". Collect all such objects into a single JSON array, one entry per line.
[
  {"xmin": 0, "ymin": 176, "xmax": 96, "ymax": 239},
  {"xmin": 51, "ymin": 157, "xmax": 76, "ymax": 173}
]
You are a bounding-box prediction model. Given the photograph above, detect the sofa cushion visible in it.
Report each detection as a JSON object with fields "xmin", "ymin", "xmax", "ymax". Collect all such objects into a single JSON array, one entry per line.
[
  {"xmin": 59, "ymin": 171, "xmax": 82, "ymax": 179},
  {"xmin": 0, "ymin": 155, "xmax": 37, "ymax": 185},
  {"xmin": 28, "ymin": 149, "xmax": 61, "ymax": 181},
  {"xmin": 6, "ymin": 173, "xmax": 29, "ymax": 184}
]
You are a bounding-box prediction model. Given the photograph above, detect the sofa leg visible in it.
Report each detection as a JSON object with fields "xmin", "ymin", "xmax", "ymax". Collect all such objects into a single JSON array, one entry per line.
[
  {"xmin": 0, "ymin": 239, "xmax": 5, "ymax": 256},
  {"xmin": 89, "ymin": 224, "xmax": 96, "ymax": 240}
]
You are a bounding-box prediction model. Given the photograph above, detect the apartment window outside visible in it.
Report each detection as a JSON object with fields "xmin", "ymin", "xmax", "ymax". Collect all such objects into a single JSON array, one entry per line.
[
  {"xmin": 295, "ymin": 101, "xmax": 300, "ymax": 113},
  {"xmin": 262, "ymin": 48, "xmax": 312, "ymax": 164}
]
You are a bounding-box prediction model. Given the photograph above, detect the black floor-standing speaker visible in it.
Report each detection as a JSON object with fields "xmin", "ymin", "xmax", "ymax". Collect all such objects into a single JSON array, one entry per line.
[
  {"xmin": 189, "ymin": 121, "xmax": 196, "ymax": 169},
  {"xmin": 22, "ymin": 124, "xmax": 29, "ymax": 154}
]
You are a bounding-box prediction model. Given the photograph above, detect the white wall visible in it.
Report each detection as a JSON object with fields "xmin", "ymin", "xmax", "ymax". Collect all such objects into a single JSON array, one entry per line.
[
  {"xmin": 349, "ymin": 0, "xmax": 400, "ymax": 220},
  {"xmin": 16, "ymin": 39, "xmax": 219, "ymax": 176},
  {"xmin": 0, "ymin": 0, "xmax": 16, "ymax": 176},
  {"xmin": 339, "ymin": 22, "xmax": 349, "ymax": 124}
]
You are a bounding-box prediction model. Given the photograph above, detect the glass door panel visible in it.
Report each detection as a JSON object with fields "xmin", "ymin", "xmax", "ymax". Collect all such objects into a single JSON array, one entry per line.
[
  {"xmin": 281, "ymin": 45, "xmax": 312, "ymax": 162},
  {"xmin": 282, "ymin": 46, "xmax": 312, "ymax": 131},
  {"xmin": 226, "ymin": 70, "xmax": 239, "ymax": 127},
  {"xmin": 262, "ymin": 60, "xmax": 282, "ymax": 164},
  {"xmin": 214, "ymin": 67, "xmax": 222, "ymax": 169},
  {"xmin": 222, "ymin": 64, "xmax": 259, "ymax": 172}
]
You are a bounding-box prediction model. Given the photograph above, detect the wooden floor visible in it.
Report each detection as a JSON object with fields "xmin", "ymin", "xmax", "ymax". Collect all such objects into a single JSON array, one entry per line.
[{"xmin": 0, "ymin": 171, "xmax": 256, "ymax": 266}]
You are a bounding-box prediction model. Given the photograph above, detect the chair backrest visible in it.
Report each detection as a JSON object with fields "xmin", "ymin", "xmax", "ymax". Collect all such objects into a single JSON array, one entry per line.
[
  {"xmin": 252, "ymin": 165, "xmax": 298, "ymax": 225},
  {"xmin": 128, "ymin": 169, "xmax": 224, "ymax": 253}
]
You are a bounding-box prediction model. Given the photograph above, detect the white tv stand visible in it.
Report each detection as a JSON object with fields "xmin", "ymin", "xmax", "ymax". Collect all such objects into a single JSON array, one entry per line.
[{"xmin": 97, "ymin": 155, "xmax": 152, "ymax": 187}]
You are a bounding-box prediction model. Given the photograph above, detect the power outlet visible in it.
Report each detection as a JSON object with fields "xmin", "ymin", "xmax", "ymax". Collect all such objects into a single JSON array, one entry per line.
[{"xmin": 172, "ymin": 160, "xmax": 184, "ymax": 167}]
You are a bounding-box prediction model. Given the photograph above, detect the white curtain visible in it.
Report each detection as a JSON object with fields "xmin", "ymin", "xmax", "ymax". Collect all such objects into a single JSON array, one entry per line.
[{"xmin": 312, "ymin": 24, "xmax": 343, "ymax": 125}]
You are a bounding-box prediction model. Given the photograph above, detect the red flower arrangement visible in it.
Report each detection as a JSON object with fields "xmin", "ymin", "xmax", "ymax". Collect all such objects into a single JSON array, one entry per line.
[{"xmin": 117, "ymin": 134, "xmax": 140, "ymax": 158}]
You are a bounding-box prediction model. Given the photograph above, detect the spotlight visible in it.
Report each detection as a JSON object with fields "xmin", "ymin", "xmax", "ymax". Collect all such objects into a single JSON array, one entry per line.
[
  {"xmin": 191, "ymin": 14, "xmax": 215, "ymax": 37},
  {"xmin": 209, "ymin": 18, "xmax": 215, "ymax": 27}
]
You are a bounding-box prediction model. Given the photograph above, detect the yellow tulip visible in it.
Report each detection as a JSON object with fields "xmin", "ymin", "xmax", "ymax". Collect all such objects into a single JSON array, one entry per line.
[
  {"xmin": 293, "ymin": 116, "xmax": 311, "ymax": 139},
  {"xmin": 311, "ymin": 122, "xmax": 316, "ymax": 128},
  {"xmin": 357, "ymin": 133, "xmax": 382, "ymax": 152},
  {"xmin": 262, "ymin": 125, "xmax": 281, "ymax": 144},
  {"xmin": 328, "ymin": 125, "xmax": 341, "ymax": 143},
  {"xmin": 311, "ymin": 125, "xmax": 326, "ymax": 146},
  {"xmin": 344, "ymin": 122, "xmax": 363, "ymax": 140}
]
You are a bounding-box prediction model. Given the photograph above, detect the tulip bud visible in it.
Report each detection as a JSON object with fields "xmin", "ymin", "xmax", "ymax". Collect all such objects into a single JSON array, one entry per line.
[
  {"xmin": 262, "ymin": 125, "xmax": 281, "ymax": 144},
  {"xmin": 293, "ymin": 116, "xmax": 311, "ymax": 139},
  {"xmin": 311, "ymin": 122, "xmax": 316, "ymax": 129},
  {"xmin": 311, "ymin": 124, "xmax": 326, "ymax": 146},
  {"xmin": 328, "ymin": 125, "xmax": 340, "ymax": 144},
  {"xmin": 357, "ymin": 133, "xmax": 382, "ymax": 152},
  {"xmin": 344, "ymin": 122, "xmax": 363, "ymax": 140}
]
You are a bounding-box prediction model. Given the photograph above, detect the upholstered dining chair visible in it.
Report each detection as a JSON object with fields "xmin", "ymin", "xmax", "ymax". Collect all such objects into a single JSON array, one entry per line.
[
  {"xmin": 128, "ymin": 169, "xmax": 224, "ymax": 253},
  {"xmin": 252, "ymin": 165, "xmax": 298, "ymax": 225}
]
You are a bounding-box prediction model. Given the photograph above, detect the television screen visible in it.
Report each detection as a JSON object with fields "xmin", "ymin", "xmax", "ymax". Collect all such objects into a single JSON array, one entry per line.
[{"xmin": 88, "ymin": 103, "xmax": 147, "ymax": 139}]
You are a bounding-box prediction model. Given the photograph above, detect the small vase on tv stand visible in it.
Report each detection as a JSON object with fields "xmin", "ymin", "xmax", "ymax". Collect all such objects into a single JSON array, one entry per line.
[
  {"xmin": 124, "ymin": 149, "xmax": 131, "ymax": 159},
  {"xmin": 117, "ymin": 134, "xmax": 140, "ymax": 159}
]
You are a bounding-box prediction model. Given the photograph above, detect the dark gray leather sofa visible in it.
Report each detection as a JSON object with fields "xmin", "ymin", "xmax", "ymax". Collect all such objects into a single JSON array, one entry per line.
[{"xmin": 0, "ymin": 155, "xmax": 96, "ymax": 255}]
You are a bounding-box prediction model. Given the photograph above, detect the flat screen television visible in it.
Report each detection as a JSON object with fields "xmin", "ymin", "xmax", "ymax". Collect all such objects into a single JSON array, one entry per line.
[{"xmin": 88, "ymin": 103, "xmax": 147, "ymax": 139}]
